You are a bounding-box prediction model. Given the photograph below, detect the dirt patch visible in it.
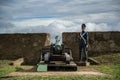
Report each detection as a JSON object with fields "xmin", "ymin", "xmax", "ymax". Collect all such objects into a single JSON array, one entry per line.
[
  {"xmin": 9, "ymin": 58, "xmax": 24, "ymax": 66},
  {"xmin": 77, "ymin": 66, "xmax": 98, "ymax": 72},
  {"xmin": 7, "ymin": 71, "xmax": 107, "ymax": 77}
]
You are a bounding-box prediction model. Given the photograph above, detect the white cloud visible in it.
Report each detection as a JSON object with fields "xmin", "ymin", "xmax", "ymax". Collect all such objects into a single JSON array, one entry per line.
[
  {"xmin": 13, "ymin": 18, "xmax": 75, "ymax": 27},
  {"xmin": 13, "ymin": 19, "xmax": 55, "ymax": 27},
  {"xmin": 2, "ymin": 19, "xmax": 117, "ymax": 33},
  {"xmin": 86, "ymin": 23, "xmax": 111, "ymax": 31}
]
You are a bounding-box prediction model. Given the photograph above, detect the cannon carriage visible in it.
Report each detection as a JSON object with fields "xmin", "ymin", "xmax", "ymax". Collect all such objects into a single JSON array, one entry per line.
[{"xmin": 37, "ymin": 36, "xmax": 77, "ymax": 71}]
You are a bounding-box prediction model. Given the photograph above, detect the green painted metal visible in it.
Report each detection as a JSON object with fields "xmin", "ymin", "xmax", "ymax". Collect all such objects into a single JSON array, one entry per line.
[{"xmin": 37, "ymin": 64, "xmax": 47, "ymax": 71}]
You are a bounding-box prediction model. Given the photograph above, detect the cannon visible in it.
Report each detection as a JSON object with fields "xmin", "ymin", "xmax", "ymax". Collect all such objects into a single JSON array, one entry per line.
[{"xmin": 37, "ymin": 36, "xmax": 77, "ymax": 71}]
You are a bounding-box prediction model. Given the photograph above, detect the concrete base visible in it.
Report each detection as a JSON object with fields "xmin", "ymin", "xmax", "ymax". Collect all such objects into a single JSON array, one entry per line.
[
  {"xmin": 38, "ymin": 61, "xmax": 77, "ymax": 71},
  {"xmin": 48, "ymin": 61, "xmax": 77, "ymax": 71},
  {"xmin": 77, "ymin": 61, "xmax": 90, "ymax": 66},
  {"xmin": 88, "ymin": 58, "xmax": 100, "ymax": 65}
]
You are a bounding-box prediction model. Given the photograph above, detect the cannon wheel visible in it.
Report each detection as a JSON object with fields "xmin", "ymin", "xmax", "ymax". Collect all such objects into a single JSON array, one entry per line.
[
  {"xmin": 64, "ymin": 48, "xmax": 73, "ymax": 64},
  {"xmin": 64, "ymin": 48, "xmax": 72, "ymax": 57},
  {"xmin": 41, "ymin": 47, "xmax": 50, "ymax": 61}
]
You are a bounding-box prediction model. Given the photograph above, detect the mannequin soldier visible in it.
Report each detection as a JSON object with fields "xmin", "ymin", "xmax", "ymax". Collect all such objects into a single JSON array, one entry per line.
[{"xmin": 79, "ymin": 24, "xmax": 89, "ymax": 62}]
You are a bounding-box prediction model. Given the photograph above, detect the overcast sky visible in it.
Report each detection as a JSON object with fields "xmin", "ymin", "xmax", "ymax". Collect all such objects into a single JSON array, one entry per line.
[{"xmin": 0, "ymin": 0, "xmax": 120, "ymax": 42}]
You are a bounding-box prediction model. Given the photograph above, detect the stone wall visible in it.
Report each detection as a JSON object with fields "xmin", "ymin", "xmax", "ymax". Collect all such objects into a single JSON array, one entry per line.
[
  {"xmin": 0, "ymin": 33, "xmax": 50, "ymax": 65},
  {"xmin": 62, "ymin": 32, "xmax": 80, "ymax": 61},
  {"xmin": 62, "ymin": 32, "xmax": 120, "ymax": 61},
  {"xmin": 0, "ymin": 32, "xmax": 120, "ymax": 64}
]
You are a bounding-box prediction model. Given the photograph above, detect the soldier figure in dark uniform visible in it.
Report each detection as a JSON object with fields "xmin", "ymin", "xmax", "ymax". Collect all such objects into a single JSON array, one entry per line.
[{"xmin": 79, "ymin": 24, "xmax": 89, "ymax": 62}]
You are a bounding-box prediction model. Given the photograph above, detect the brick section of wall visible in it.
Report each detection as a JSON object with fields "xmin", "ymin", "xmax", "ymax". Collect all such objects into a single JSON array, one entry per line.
[
  {"xmin": 0, "ymin": 33, "xmax": 50, "ymax": 65},
  {"xmin": 62, "ymin": 32, "xmax": 120, "ymax": 61}
]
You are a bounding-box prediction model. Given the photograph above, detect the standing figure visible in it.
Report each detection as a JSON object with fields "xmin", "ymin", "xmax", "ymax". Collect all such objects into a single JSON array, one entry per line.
[{"xmin": 79, "ymin": 24, "xmax": 89, "ymax": 62}]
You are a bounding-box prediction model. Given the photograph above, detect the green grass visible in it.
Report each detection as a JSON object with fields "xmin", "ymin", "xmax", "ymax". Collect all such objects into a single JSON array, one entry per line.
[
  {"xmin": 0, "ymin": 60, "xmax": 23, "ymax": 77},
  {"xmin": 92, "ymin": 53, "xmax": 120, "ymax": 65},
  {"xmin": 91, "ymin": 53, "xmax": 120, "ymax": 80},
  {"xmin": 92, "ymin": 65, "xmax": 120, "ymax": 80},
  {"xmin": 0, "ymin": 60, "xmax": 16, "ymax": 77},
  {"xmin": 0, "ymin": 66, "xmax": 16, "ymax": 77},
  {"xmin": 0, "ymin": 75, "xmax": 113, "ymax": 80}
]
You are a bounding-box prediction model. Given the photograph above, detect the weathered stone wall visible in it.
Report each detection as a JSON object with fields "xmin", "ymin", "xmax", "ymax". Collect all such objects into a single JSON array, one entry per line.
[
  {"xmin": 0, "ymin": 33, "xmax": 50, "ymax": 65},
  {"xmin": 62, "ymin": 32, "xmax": 120, "ymax": 61},
  {"xmin": 62, "ymin": 32, "xmax": 80, "ymax": 61},
  {"xmin": 0, "ymin": 32, "xmax": 120, "ymax": 63}
]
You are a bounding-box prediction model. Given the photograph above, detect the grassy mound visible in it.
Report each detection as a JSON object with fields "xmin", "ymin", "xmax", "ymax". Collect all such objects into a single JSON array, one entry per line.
[{"xmin": 92, "ymin": 53, "xmax": 120, "ymax": 65}]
